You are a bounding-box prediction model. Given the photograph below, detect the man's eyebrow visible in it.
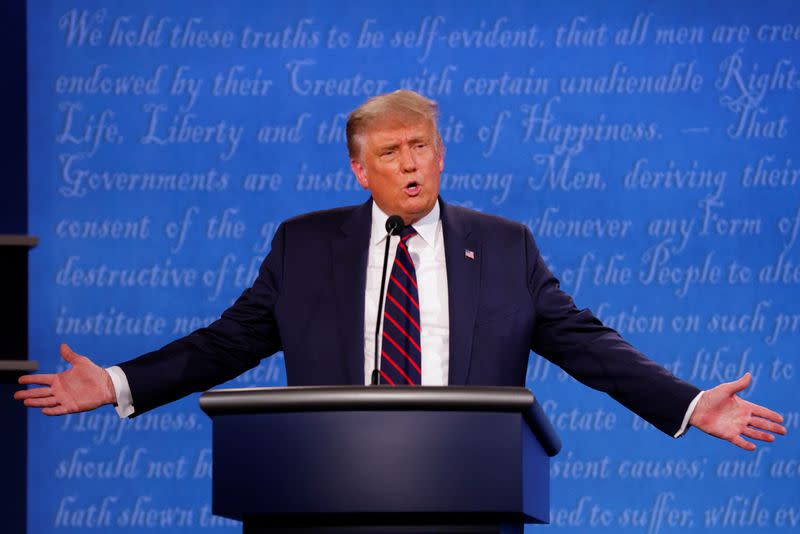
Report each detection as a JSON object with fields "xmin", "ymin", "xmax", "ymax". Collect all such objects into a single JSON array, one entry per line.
[
  {"xmin": 374, "ymin": 134, "xmax": 431, "ymax": 151},
  {"xmin": 375, "ymin": 141, "xmax": 400, "ymax": 152}
]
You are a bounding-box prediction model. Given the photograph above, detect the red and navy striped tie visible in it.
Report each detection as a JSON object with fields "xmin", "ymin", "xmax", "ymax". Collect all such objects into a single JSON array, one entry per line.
[{"xmin": 380, "ymin": 226, "xmax": 422, "ymax": 386}]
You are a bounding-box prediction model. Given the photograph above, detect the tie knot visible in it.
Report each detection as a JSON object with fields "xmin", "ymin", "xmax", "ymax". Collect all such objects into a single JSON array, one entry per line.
[{"xmin": 399, "ymin": 226, "xmax": 417, "ymax": 240}]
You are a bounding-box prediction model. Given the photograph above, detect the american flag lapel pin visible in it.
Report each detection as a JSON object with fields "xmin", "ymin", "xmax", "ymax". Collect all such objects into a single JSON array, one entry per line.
[{"xmin": 464, "ymin": 249, "xmax": 475, "ymax": 260}]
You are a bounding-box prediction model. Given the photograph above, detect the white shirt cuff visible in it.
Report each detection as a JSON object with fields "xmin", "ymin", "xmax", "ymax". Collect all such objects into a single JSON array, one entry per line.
[
  {"xmin": 106, "ymin": 366, "xmax": 135, "ymax": 418},
  {"xmin": 673, "ymin": 390, "xmax": 704, "ymax": 438}
]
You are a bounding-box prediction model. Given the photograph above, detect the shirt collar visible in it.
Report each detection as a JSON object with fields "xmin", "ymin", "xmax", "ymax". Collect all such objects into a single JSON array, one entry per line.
[{"xmin": 370, "ymin": 200, "xmax": 440, "ymax": 247}]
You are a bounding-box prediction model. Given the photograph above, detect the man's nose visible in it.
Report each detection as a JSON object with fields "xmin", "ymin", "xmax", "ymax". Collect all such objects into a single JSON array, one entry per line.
[{"xmin": 399, "ymin": 146, "xmax": 417, "ymax": 172}]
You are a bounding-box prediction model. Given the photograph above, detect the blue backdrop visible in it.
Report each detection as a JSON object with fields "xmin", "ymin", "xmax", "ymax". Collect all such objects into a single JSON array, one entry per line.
[{"xmin": 27, "ymin": 1, "xmax": 799, "ymax": 532}]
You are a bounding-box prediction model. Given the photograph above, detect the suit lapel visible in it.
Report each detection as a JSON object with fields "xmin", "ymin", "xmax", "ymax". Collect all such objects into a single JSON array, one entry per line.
[
  {"xmin": 440, "ymin": 200, "xmax": 481, "ymax": 385},
  {"xmin": 332, "ymin": 199, "xmax": 372, "ymax": 385}
]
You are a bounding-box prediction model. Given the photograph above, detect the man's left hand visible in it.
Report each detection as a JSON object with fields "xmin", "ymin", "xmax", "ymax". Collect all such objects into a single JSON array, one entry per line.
[{"xmin": 690, "ymin": 372, "xmax": 786, "ymax": 450}]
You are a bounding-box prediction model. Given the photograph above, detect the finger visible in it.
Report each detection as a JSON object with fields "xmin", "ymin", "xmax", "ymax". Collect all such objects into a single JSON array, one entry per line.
[
  {"xmin": 725, "ymin": 372, "xmax": 751, "ymax": 394},
  {"xmin": 731, "ymin": 435, "xmax": 756, "ymax": 451},
  {"xmin": 60, "ymin": 343, "xmax": 78, "ymax": 364},
  {"xmin": 18, "ymin": 374, "xmax": 55, "ymax": 386},
  {"xmin": 42, "ymin": 405, "xmax": 71, "ymax": 416},
  {"xmin": 749, "ymin": 416, "xmax": 787, "ymax": 436},
  {"xmin": 742, "ymin": 426, "xmax": 775, "ymax": 442},
  {"xmin": 748, "ymin": 403, "xmax": 784, "ymax": 424},
  {"xmin": 24, "ymin": 397, "xmax": 60, "ymax": 408},
  {"xmin": 14, "ymin": 387, "xmax": 52, "ymax": 400}
]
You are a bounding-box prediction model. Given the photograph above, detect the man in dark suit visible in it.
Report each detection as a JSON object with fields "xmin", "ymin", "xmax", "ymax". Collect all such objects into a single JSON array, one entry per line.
[{"xmin": 16, "ymin": 90, "xmax": 785, "ymax": 449}]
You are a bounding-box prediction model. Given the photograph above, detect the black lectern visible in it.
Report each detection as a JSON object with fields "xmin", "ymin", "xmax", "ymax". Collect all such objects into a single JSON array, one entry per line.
[{"xmin": 199, "ymin": 386, "xmax": 561, "ymax": 534}]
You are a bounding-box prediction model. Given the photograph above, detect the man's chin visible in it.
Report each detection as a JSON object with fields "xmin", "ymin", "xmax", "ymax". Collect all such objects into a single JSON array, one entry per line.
[{"xmin": 401, "ymin": 198, "xmax": 436, "ymax": 224}]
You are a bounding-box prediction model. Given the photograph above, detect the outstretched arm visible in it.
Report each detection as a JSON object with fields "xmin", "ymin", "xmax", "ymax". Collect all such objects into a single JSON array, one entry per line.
[
  {"xmin": 13, "ymin": 343, "xmax": 115, "ymax": 416},
  {"xmin": 690, "ymin": 372, "xmax": 786, "ymax": 450}
]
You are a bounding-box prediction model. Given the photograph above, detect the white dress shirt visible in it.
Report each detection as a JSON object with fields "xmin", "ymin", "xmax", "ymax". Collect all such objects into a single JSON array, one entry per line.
[
  {"xmin": 363, "ymin": 202, "xmax": 449, "ymax": 386},
  {"xmin": 108, "ymin": 201, "xmax": 700, "ymax": 437}
]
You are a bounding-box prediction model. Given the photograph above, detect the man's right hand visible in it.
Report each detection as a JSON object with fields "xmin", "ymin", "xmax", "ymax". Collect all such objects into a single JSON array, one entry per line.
[{"xmin": 14, "ymin": 343, "xmax": 116, "ymax": 416}]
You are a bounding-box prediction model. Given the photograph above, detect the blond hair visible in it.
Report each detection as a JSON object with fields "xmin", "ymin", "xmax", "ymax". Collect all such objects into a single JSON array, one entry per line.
[{"xmin": 346, "ymin": 89, "xmax": 442, "ymax": 159}]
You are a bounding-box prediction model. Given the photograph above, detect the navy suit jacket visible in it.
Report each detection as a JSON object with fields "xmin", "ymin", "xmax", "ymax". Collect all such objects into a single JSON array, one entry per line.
[{"xmin": 119, "ymin": 198, "xmax": 700, "ymax": 435}]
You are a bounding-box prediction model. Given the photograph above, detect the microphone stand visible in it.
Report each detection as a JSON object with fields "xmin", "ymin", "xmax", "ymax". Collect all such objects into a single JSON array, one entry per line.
[{"xmin": 371, "ymin": 215, "xmax": 404, "ymax": 385}]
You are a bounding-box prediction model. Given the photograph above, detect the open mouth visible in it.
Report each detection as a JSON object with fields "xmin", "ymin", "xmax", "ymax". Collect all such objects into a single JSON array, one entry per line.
[{"xmin": 405, "ymin": 181, "xmax": 421, "ymax": 196}]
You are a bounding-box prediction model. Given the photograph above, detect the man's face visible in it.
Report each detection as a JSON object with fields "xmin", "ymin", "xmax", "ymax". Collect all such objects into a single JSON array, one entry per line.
[{"xmin": 350, "ymin": 117, "xmax": 444, "ymax": 225}]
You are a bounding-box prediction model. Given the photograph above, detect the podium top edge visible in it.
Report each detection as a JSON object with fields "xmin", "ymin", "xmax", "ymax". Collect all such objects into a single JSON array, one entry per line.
[
  {"xmin": 200, "ymin": 385, "xmax": 534, "ymax": 415},
  {"xmin": 199, "ymin": 386, "xmax": 560, "ymax": 456},
  {"xmin": 200, "ymin": 386, "xmax": 534, "ymax": 415}
]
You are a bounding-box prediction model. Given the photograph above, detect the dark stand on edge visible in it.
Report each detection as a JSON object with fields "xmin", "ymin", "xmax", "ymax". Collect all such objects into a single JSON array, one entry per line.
[{"xmin": 200, "ymin": 386, "xmax": 561, "ymax": 534}]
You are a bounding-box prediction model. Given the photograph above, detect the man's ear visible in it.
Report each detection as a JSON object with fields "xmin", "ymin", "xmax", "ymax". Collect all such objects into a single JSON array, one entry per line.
[{"xmin": 351, "ymin": 159, "xmax": 369, "ymax": 190}]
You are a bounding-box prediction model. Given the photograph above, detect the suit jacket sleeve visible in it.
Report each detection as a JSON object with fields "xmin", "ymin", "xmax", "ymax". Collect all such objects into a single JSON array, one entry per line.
[
  {"xmin": 116, "ymin": 223, "xmax": 287, "ymax": 416},
  {"xmin": 524, "ymin": 227, "xmax": 700, "ymax": 436}
]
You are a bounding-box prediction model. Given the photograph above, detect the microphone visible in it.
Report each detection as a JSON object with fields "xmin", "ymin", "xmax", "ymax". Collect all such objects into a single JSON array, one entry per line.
[
  {"xmin": 385, "ymin": 215, "xmax": 404, "ymax": 235},
  {"xmin": 371, "ymin": 215, "xmax": 404, "ymax": 385}
]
